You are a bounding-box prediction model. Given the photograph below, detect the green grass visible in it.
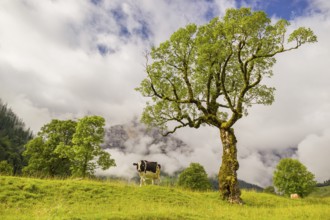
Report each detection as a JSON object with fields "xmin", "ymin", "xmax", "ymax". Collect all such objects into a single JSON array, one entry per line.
[{"xmin": 0, "ymin": 176, "xmax": 329, "ymax": 220}]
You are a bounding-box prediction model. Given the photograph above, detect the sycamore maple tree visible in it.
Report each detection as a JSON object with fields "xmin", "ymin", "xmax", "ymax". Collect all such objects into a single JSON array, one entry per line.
[{"xmin": 137, "ymin": 8, "xmax": 317, "ymax": 203}]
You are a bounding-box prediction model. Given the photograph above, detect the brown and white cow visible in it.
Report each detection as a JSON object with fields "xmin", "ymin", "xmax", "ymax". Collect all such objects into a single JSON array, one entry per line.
[{"xmin": 133, "ymin": 160, "xmax": 161, "ymax": 186}]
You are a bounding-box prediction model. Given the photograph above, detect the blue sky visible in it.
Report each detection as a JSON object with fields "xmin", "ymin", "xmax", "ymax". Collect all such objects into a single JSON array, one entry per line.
[
  {"xmin": 238, "ymin": 0, "xmax": 311, "ymax": 20},
  {"xmin": 0, "ymin": 0, "xmax": 329, "ymax": 186},
  {"xmin": 90, "ymin": 0, "xmax": 314, "ymax": 57}
]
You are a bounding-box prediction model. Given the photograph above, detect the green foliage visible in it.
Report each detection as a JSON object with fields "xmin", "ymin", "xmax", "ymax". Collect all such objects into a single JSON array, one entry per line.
[
  {"xmin": 69, "ymin": 116, "xmax": 116, "ymax": 177},
  {"xmin": 177, "ymin": 163, "xmax": 211, "ymax": 191},
  {"xmin": 23, "ymin": 116, "xmax": 116, "ymax": 178},
  {"xmin": 273, "ymin": 158, "xmax": 317, "ymax": 197},
  {"xmin": 0, "ymin": 176, "xmax": 329, "ymax": 220},
  {"xmin": 137, "ymin": 7, "xmax": 317, "ymax": 133},
  {"xmin": 23, "ymin": 120, "xmax": 77, "ymax": 177},
  {"xmin": 0, "ymin": 99, "xmax": 33, "ymax": 174},
  {"xmin": 0, "ymin": 160, "xmax": 13, "ymax": 175}
]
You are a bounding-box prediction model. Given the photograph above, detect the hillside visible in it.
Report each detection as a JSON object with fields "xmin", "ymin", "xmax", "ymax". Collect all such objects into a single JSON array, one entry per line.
[
  {"xmin": 310, "ymin": 186, "xmax": 330, "ymax": 198},
  {"xmin": 1, "ymin": 176, "xmax": 329, "ymax": 220}
]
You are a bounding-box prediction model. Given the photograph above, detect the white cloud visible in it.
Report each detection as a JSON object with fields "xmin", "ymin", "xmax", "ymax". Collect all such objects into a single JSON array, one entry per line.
[
  {"xmin": 297, "ymin": 129, "xmax": 330, "ymax": 182},
  {"xmin": 1, "ymin": 0, "xmax": 330, "ymax": 186},
  {"xmin": 238, "ymin": 152, "xmax": 273, "ymax": 187},
  {"xmin": 310, "ymin": 0, "xmax": 330, "ymax": 14}
]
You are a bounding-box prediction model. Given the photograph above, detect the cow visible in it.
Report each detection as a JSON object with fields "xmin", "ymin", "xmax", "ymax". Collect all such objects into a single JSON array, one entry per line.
[
  {"xmin": 290, "ymin": 193, "xmax": 300, "ymax": 199},
  {"xmin": 133, "ymin": 160, "xmax": 161, "ymax": 186}
]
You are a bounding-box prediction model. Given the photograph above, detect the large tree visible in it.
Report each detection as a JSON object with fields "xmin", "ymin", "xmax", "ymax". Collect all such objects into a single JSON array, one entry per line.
[{"xmin": 137, "ymin": 8, "xmax": 317, "ymax": 203}]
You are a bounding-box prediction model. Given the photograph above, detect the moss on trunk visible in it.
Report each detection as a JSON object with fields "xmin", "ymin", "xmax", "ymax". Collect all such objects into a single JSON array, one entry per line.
[{"xmin": 218, "ymin": 128, "xmax": 242, "ymax": 204}]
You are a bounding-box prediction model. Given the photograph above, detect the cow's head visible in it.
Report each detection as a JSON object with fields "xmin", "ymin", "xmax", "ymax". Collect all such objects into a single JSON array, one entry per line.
[{"xmin": 133, "ymin": 160, "xmax": 146, "ymax": 172}]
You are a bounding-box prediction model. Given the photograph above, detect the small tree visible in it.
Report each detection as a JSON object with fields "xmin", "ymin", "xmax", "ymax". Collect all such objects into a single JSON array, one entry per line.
[
  {"xmin": 68, "ymin": 116, "xmax": 116, "ymax": 177},
  {"xmin": 273, "ymin": 158, "xmax": 316, "ymax": 197},
  {"xmin": 178, "ymin": 163, "xmax": 211, "ymax": 191}
]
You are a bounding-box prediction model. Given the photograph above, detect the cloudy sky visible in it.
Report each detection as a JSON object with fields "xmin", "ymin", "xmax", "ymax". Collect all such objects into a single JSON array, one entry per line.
[{"xmin": 1, "ymin": 0, "xmax": 329, "ymax": 187}]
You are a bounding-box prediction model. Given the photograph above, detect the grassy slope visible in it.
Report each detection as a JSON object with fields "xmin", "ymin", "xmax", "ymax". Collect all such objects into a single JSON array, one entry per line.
[{"xmin": 0, "ymin": 176, "xmax": 329, "ymax": 220}]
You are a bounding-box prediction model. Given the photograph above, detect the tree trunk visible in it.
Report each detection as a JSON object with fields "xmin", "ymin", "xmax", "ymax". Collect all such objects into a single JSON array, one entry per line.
[
  {"xmin": 218, "ymin": 127, "xmax": 242, "ymax": 204},
  {"xmin": 82, "ymin": 156, "xmax": 88, "ymax": 178}
]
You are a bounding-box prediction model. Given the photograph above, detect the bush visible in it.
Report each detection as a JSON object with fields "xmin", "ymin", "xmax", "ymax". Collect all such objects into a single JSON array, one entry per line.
[
  {"xmin": 0, "ymin": 160, "xmax": 14, "ymax": 175},
  {"xmin": 273, "ymin": 158, "xmax": 316, "ymax": 197},
  {"xmin": 178, "ymin": 163, "xmax": 211, "ymax": 191}
]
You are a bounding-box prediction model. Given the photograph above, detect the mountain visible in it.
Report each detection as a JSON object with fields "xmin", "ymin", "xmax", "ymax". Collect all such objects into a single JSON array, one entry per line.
[{"xmin": 103, "ymin": 119, "xmax": 192, "ymax": 156}]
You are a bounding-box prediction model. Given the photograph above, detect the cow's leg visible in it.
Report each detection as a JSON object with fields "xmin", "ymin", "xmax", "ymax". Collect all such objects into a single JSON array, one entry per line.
[
  {"xmin": 140, "ymin": 177, "xmax": 143, "ymax": 187},
  {"xmin": 152, "ymin": 179, "xmax": 154, "ymax": 185}
]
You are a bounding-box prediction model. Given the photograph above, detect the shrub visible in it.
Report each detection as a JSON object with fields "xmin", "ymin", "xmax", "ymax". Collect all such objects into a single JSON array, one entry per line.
[
  {"xmin": 0, "ymin": 160, "xmax": 14, "ymax": 175},
  {"xmin": 178, "ymin": 163, "xmax": 211, "ymax": 191}
]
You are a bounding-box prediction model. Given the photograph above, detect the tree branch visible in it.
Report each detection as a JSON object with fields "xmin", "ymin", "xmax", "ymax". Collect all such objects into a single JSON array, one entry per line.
[{"xmin": 220, "ymin": 53, "xmax": 235, "ymax": 112}]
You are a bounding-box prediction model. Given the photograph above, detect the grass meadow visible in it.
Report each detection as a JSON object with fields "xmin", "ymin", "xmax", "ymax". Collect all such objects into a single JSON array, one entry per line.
[{"xmin": 0, "ymin": 176, "xmax": 329, "ymax": 220}]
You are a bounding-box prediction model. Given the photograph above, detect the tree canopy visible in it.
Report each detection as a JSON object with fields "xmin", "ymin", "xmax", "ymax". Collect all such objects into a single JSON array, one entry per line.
[
  {"xmin": 67, "ymin": 116, "xmax": 116, "ymax": 177},
  {"xmin": 0, "ymin": 160, "xmax": 14, "ymax": 175},
  {"xmin": 273, "ymin": 158, "xmax": 316, "ymax": 197},
  {"xmin": 23, "ymin": 116, "xmax": 116, "ymax": 178},
  {"xmin": 23, "ymin": 119, "xmax": 77, "ymax": 177},
  {"xmin": 137, "ymin": 8, "xmax": 317, "ymax": 134}
]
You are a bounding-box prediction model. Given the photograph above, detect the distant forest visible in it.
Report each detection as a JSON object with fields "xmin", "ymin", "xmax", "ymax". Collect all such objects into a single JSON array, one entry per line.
[
  {"xmin": 0, "ymin": 99, "xmax": 33, "ymax": 174},
  {"xmin": 317, "ymin": 179, "xmax": 330, "ymax": 187}
]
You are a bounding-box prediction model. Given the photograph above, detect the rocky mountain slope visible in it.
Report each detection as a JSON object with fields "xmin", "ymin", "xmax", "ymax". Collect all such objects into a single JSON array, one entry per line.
[{"xmin": 103, "ymin": 119, "xmax": 193, "ymax": 156}]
